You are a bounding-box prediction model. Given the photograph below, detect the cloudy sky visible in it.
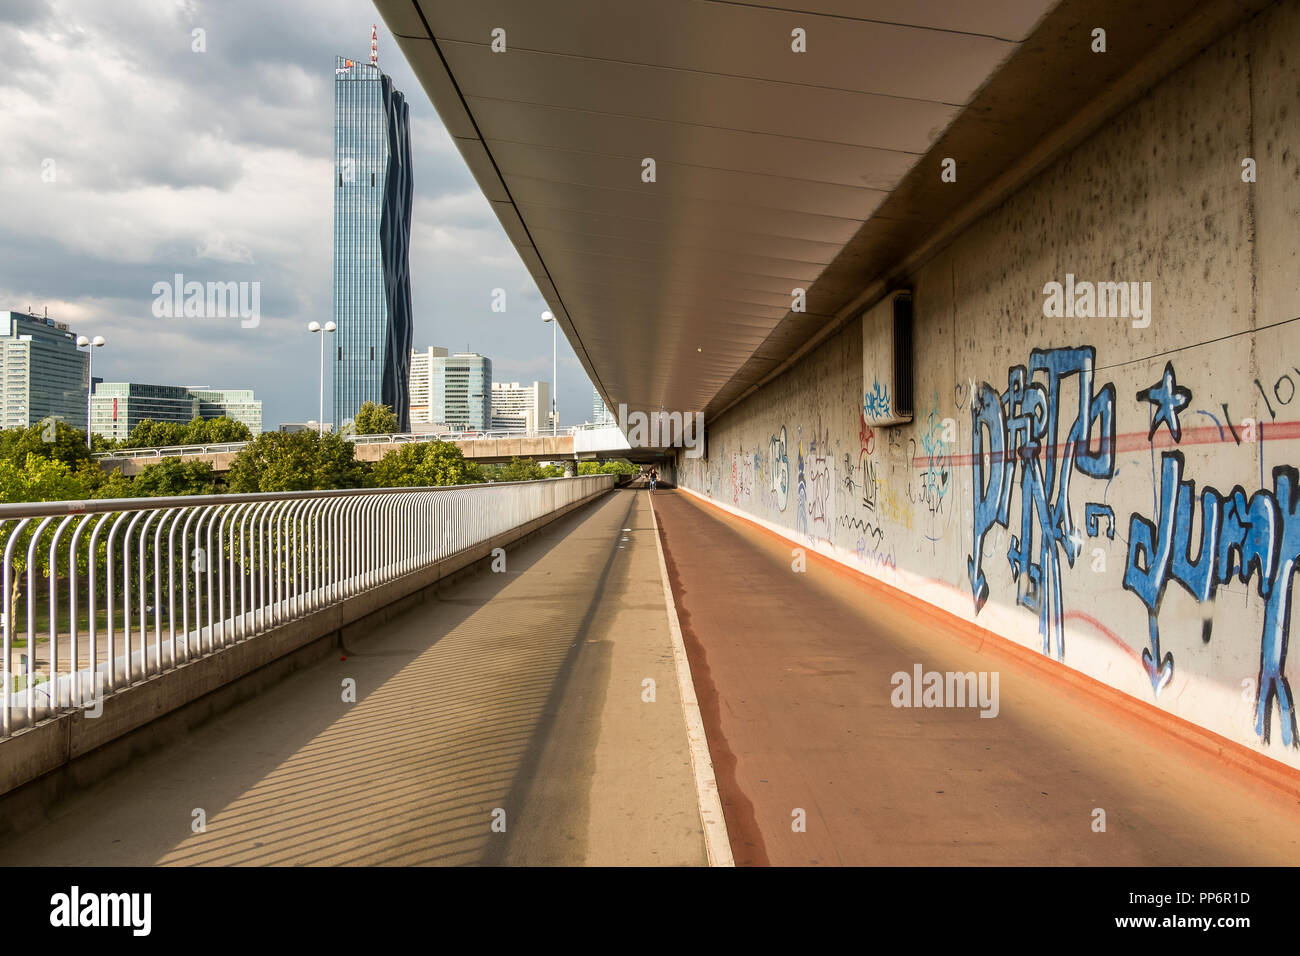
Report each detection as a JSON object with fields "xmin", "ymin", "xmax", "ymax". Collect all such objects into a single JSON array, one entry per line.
[{"xmin": 0, "ymin": 0, "xmax": 596, "ymax": 428}]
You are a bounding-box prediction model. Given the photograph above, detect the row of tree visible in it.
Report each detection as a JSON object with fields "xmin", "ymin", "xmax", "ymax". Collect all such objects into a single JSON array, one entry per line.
[
  {"xmin": 0, "ymin": 405, "xmax": 639, "ymax": 625},
  {"xmin": 103, "ymin": 416, "xmax": 254, "ymax": 450},
  {"xmin": 0, "ymin": 416, "xmax": 637, "ymax": 503},
  {"xmin": 87, "ymin": 400, "xmax": 401, "ymax": 453}
]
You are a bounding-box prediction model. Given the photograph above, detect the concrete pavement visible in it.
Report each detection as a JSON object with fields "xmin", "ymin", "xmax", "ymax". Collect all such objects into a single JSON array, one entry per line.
[
  {"xmin": 0, "ymin": 489, "xmax": 707, "ymax": 866},
  {"xmin": 651, "ymin": 489, "xmax": 1300, "ymax": 866}
]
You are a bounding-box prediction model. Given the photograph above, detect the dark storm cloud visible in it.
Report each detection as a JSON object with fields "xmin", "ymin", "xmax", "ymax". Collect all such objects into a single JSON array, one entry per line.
[
  {"xmin": 0, "ymin": 0, "xmax": 592, "ymax": 428},
  {"xmin": 0, "ymin": 0, "xmax": 51, "ymax": 27}
]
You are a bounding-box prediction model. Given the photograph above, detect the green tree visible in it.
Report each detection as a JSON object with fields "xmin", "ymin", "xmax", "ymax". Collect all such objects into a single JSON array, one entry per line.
[
  {"xmin": 0, "ymin": 455, "xmax": 92, "ymax": 606},
  {"xmin": 75, "ymin": 458, "xmax": 111, "ymax": 496},
  {"xmin": 487, "ymin": 457, "xmax": 563, "ymax": 482},
  {"xmin": 90, "ymin": 468, "xmax": 135, "ymax": 500},
  {"xmin": 184, "ymin": 416, "xmax": 252, "ymax": 444},
  {"xmin": 123, "ymin": 418, "xmax": 186, "ymax": 449},
  {"xmin": 227, "ymin": 430, "xmax": 366, "ymax": 492},
  {"xmin": 371, "ymin": 441, "xmax": 484, "ymax": 488},
  {"xmin": 578, "ymin": 459, "xmax": 637, "ymax": 476},
  {"xmin": 354, "ymin": 402, "xmax": 399, "ymax": 435},
  {"xmin": 0, "ymin": 454, "xmax": 88, "ymax": 504},
  {"xmin": 121, "ymin": 416, "xmax": 252, "ymax": 449},
  {"xmin": 0, "ymin": 421, "xmax": 93, "ymax": 469},
  {"xmin": 131, "ymin": 457, "xmax": 218, "ymax": 497},
  {"xmin": 89, "ymin": 432, "xmax": 121, "ymax": 453}
]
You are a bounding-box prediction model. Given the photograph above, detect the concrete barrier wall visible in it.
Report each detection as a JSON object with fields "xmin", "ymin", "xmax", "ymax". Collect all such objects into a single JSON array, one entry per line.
[{"xmin": 677, "ymin": 1, "xmax": 1300, "ymax": 767}]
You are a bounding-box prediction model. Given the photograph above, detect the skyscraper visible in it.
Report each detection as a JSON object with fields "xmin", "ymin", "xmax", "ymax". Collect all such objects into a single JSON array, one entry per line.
[
  {"xmin": 408, "ymin": 345, "xmax": 449, "ymax": 425},
  {"xmin": 432, "ymin": 352, "xmax": 492, "ymax": 431},
  {"xmin": 0, "ymin": 310, "xmax": 88, "ymax": 430},
  {"xmin": 592, "ymin": 386, "xmax": 614, "ymax": 426},
  {"xmin": 333, "ymin": 27, "xmax": 414, "ymax": 432}
]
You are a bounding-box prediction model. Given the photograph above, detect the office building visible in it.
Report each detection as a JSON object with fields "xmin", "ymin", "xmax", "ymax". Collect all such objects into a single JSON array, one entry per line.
[
  {"xmin": 432, "ymin": 352, "xmax": 491, "ymax": 431},
  {"xmin": 0, "ymin": 310, "xmax": 89, "ymax": 430},
  {"xmin": 592, "ymin": 387, "xmax": 615, "ymax": 426},
  {"xmin": 90, "ymin": 383, "xmax": 262, "ymax": 442},
  {"xmin": 333, "ymin": 32, "xmax": 414, "ymax": 432},
  {"xmin": 490, "ymin": 380, "xmax": 550, "ymax": 433},
  {"xmin": 408, "ymin": 345, "xmax": 449, "ymax": 425}
]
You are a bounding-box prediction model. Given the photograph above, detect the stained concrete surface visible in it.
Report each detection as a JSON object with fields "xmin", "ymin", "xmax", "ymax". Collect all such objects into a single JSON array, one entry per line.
[{"xmin": 0, "ymin": 489, "xmax": 706, "ymax": 866}]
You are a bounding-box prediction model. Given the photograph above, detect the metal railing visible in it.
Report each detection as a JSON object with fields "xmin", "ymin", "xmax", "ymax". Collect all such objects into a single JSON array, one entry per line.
[
  {"xmin": 90, "ymin": 425, "xmax": 603, "ymax": 461},
  {"xmin": 95, "ymin": 441, "xmax": 250, "ymax": 460},
  {"xmin": 0, "ymin": 475, "xmax": 612, "ymax": 738}
]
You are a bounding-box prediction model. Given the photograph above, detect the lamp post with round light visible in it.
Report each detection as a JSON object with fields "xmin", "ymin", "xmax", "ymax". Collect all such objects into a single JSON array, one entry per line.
[
  {"xmin": 308, "ymin": 321, "xmax": 336, "ymax": 435},
  {"xmin": 76, "ymin": 334, "xmax": 106, "ymax": 449},
  {"xmin": 541, "ymin": 311, "xmax": 557, "ymax": 435}
]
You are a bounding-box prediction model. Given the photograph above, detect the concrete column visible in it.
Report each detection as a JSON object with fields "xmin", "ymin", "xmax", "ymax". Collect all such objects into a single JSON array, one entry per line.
[{"xmin": 564, "ymin": 460, "xmax": 576, "ymax": 477}]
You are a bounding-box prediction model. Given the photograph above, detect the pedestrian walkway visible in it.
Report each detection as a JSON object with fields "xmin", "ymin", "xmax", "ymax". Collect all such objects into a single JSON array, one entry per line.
[
  {"xmin": 0, "ymin": 489, "xmax": 707, "ymax": 866},
  {"xmin": 651, "ymin": 490, "xmax": 1300, "ymax": 865}
]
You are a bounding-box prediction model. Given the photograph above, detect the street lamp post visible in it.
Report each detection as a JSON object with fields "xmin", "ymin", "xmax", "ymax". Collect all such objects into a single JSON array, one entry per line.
[
  {"xmin": 308, "ymin": 321, "xmax": 337, "ymax": 435},
  {"xmin": 76, "ymin": 334, "xmax": 106, "ymax": 449},
  {"xmin": 542, "ymin": 311, "xmax": 557, "ymax": 435}
]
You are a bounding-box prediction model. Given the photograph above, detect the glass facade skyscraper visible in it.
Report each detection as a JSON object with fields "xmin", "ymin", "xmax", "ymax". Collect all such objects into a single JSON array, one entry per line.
[
  {"xmin": 333, "ymin": 53, "xmax": 414, "ymax": 432},
  {"xmin": 0, "ymin": 311, "xmax": 88, "ymax": 430},
  {"xmin": 592, "ymin": 386, "xmax": 615, "ymax": 426},
  {"xmin": 432, "ymin": 352, "xmax": 492, "ymax": 431}
]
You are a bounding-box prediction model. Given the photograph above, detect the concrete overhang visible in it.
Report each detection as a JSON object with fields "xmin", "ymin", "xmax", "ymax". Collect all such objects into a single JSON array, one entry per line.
[{"xmin": 376, "ymin": 0, "xmax": 1270, "ymax": 426}]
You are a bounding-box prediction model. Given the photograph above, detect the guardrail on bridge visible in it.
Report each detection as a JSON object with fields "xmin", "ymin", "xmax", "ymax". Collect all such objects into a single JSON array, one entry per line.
[
  {"xmin": 0, "ymin": 475, "xmax": 613, "ymax": 740},
  {"xmin": 90, "ymin": 425, "xmax": 607, "ymax": 461}
]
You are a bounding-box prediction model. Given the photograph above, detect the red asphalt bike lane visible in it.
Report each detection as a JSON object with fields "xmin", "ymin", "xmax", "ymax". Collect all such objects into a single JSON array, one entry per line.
[{"xmin": 649, "ymin": 489, "xmax": 1300, "ymax": 866}]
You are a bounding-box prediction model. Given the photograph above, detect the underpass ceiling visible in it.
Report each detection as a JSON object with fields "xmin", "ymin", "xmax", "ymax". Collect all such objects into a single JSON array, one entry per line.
[{"xmin": 376, "ymin": 0, "xmax": 1264, "ymax": 423}]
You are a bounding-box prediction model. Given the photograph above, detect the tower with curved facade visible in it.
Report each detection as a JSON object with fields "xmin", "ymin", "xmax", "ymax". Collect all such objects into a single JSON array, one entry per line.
[{"xmin": 333, "ymin": 48, "xmax": 413, "ymax": 432}]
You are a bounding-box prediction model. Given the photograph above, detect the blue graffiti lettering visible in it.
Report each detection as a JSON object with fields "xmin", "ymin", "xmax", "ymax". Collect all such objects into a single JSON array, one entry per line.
[
  {"xmin": 796, "ymin": 435, "xmax": 808, "ymax": 538},
  {"xmin": 864, "ymin": 379, "xmax": 892, "ymax": 420},
  {"xmin": 1124, "ymin": 450, "xmax": 1298, "ymax": 745},
  {"xmin": 1085, "ymin": 503, "xmax": 1116, "ymax": 539},
  {"xmin": 967, "ymin": 346, "xmax": 1117, "ymax": 660}
]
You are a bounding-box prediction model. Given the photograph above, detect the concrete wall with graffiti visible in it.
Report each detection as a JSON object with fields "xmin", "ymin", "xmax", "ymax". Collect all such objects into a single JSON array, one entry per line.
[{"xmin": 676, "ymin": 0, "xmax": 1300, "ymax": 764}]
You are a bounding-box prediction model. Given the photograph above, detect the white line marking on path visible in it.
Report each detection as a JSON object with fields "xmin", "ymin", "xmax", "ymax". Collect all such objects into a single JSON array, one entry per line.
[{"xmin": 646, "ymin": 489, "xmax": 735, "ymax": 867}]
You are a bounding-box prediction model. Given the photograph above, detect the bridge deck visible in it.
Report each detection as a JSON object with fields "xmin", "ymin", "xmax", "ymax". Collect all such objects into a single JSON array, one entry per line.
[
  {"xmin": 0, "ymin": 488, "xmax": 707, "ymax": 866},
  {"xmin": 651, "ymin": 489, "xmax": 1300, "ymax": 865},
  {"xmin": 10, "ymin": 484, "xmax": 1300, "ymax": 866}
]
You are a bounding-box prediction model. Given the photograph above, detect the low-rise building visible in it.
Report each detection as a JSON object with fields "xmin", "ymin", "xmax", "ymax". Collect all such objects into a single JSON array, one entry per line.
[
  {"xmin": 90, "ymin": 383, "xmax": 262, "ymax": 442},
  {"xmin": 491, "ymin": 380, "xmax": 551, "ymax": 433}
]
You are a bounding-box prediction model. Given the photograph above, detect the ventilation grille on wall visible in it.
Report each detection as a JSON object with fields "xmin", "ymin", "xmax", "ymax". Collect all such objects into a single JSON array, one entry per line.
[
  {"xmin": 862, "ymin": 290, "xmax": 913, "ymax": 426},
  {"xmin": 893, "ymin": 293, "xmax": 913, "ymax": 420}
]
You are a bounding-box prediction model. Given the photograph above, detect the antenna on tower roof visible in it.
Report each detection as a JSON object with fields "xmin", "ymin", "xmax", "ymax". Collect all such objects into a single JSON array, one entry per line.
[{"xmin": 370, "ymin": 24, "xmax": 378, "ymax": 65}]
